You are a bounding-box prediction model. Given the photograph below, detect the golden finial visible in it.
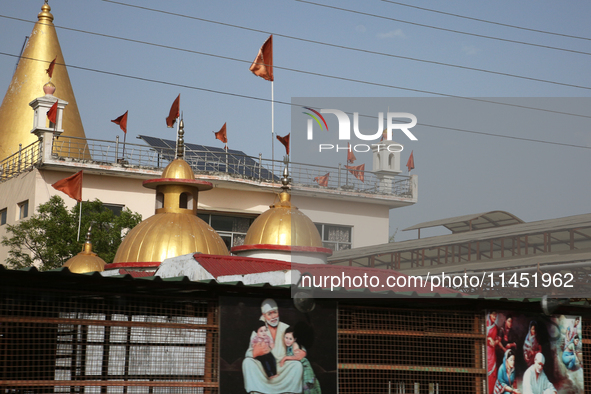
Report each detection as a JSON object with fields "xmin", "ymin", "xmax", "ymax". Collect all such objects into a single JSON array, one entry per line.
[
  {"xmin": 279, "ymin": 167, "xmax": 291, "ymax": 204},
  {"xmin": 83, "ymin": 224, "xmax": 93, "ymax": 253},
  {"xmin": 38, "ymin": 1, "xmax": 54, "ymax": 23},
  {"xmin": 177, "ymin": 115, "xmax": 185, "ymax": 159}
]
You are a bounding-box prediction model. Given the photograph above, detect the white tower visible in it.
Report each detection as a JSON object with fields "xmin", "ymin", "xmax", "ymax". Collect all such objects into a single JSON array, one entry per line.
[
  {"xmin": 29, "ymin": 83, "xmax": 68, "ymax": 161},
  {"xmin": 372, "ymin": 140, "xmax": 402, "ymax": 193}
]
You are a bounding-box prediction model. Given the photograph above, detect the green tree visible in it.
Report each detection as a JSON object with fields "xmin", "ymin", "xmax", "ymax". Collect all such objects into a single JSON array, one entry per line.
[{"xmin": 2, "ymin": 195, "xmax": 142, "ymax": 270}]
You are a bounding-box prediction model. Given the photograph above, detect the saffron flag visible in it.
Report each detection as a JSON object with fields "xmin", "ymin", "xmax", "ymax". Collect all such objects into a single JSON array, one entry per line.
[
  {"xmin": 111, "ymin": 111, "xmax": 128, "ymax": 133},
  {"xmin": 406, "ymin": 150, "xmax": 415, "ymax": 172},
  {"xmin": 47, "ymin": 101, "xmax": 58, "ymax": 124},
  {"xmin": 214, "ymin": 123, "xmax": 228, "ymax": 147},
  {"xmin": 52, "ymin": 171, "xmax": 83, "ymax": 202},
  {"xmin": 249, "ymin": 35, "xmax": 274, "ymax": 81},
  {"xmin": 314, "ymin": 172, "xmax": 329, "ymax": 187},
  {"xmin": 276, "ymin": 133, "xmax": 290, "ymax": 155},
  {"xmin": 46, "ymin": 56, "xmax": 56, "ymax": 78},
  {"xmin": 346, "ymin": 163, "xmax": 365, "ymax": 183},
  {"xmin": 166, "ymin": 94, "xmax": 180, "ymax": 128},
  {"xmin": 347, "ymin": 143, "xmax": 356, "ymax": 164}
]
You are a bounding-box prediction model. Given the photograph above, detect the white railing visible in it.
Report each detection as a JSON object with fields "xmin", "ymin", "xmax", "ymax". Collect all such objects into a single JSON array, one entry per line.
[{"xmin": 4, "ymin": 136, "xmax": 413, "ymax": 198}]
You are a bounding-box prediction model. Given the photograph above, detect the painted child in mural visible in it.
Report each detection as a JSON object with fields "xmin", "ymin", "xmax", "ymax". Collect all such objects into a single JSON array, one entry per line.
[
  {"xmin": 252, "ymin": 321, "xmax": 278, "ymax": 378},
  {"xmin": 487, "ymin": 312, "xmax": 502, "ymax": 394},
  {"xmin": 493, "ymin": 349, "xmax": 520, "ymax": 394},
  {"xmin": 280, "ymin": 327, "xmax": 321, "ymax": 394},
  {"xmin": 523, "ymin": 321, "xmax": 542, "ymax": 368},
  {"xmin": 562, "ymin": 336, "xmax": 582, "ymax": 371}
]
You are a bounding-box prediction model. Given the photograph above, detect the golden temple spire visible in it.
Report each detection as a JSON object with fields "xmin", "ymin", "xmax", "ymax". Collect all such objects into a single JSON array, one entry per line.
[{"xmin": 0, "ymin": 1, "xmax": 87, "ymax": 160}]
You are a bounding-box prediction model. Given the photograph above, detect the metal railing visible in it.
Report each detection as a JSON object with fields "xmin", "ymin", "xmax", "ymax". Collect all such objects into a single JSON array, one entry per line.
[
  {"xmin": 5, "ymin": 135, "xmax": 414, "ymax": 198},
  {"xmin": 0, "ymin": 140, "xmax": 42, "ymax": 182}
]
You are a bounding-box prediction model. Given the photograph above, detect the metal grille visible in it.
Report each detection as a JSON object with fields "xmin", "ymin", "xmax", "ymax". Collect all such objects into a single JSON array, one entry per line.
[
  {"xmin": 0, "ymin": 288, "xmax": 219, "ymax": 393},
  {"xmin": 338, "ymin": 305, "xmax": 486, "ymax": 394}
]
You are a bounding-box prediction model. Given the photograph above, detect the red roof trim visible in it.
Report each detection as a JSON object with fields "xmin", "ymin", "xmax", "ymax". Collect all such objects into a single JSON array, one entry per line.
[
  {"xmin": 105, "ymin": 262, "xmax": 161, "ymax": 269},
  {"xmin": 231, "ymin": 244, "xmax": 333, "ymax": 255}
]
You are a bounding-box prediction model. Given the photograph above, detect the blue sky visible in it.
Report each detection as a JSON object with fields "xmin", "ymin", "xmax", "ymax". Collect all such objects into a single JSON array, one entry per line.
[{"xmin": 1, "ymin": 0, "xmax": 590, "ymax": 241}]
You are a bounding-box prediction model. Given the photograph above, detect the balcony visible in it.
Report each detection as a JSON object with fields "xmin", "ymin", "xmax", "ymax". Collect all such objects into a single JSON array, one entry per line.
[{"xmin": 0, "ymin": 135, "xmax": 416, "ymax": 203}]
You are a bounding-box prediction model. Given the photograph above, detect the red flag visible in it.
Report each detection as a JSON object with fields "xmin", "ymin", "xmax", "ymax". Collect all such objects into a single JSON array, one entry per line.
[
  {"xmin": 52, "ymin": 171, "xmax": 83, "ymax": 202},
  {"xmin": 46, "ymin": 56, "xmax": 56, "ymax": 78},
  {"xmin": 346, "ymin": 164, "xmax": 365, "ymax": 183},
  {"xmin": 314, "ymin": 172, "xmax": 329, "ymax": 187},
  {"xmin": 406, "ymin": 150, "xmax": 415, "ymax": 172},
  {"xmin": 347, "ymin": 143, "xmax": 356, "ymax": 164},
  {"xmin": 47, "ymin": 101, "xmax": 58, "ymax": 124},
  {"xmin": 249, "ymin": 35, "xmax": 274, "ymax": 81},
  {"xmin": 214, "ymin": 123, "xmax": 228, "ymax": 144},
  {"xmin": 166, "ymin": 94, "xmax": 180, "ymax": 128},
  {"xmin": 111, "ymin": 111, "xmax": 128, "ymax": 133},
  {"xmin": 276, "ymin": 133, "xmax": 290, "ymax": 155}
]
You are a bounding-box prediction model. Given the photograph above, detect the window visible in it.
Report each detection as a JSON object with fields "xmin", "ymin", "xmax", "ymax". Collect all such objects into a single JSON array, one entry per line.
[
  {"xmin": 179, "ymin": 193, "xmax": 194, "ymax": 210},
  {"xmin": 198, "ymin": 213, "xmax": 255, "ymax": 251},
  {"xmin": 315, "ymin": 223, "xmax": 352, "ymax": 251},
  {"xmin": 102, "ymin": 203, "xmax": 124, "ymax": 216},
  {"xmin": 156, "ymin": 193, "xmax": 164, "ymax": 209},
  {"xmin": 17, "ymin": 200, "xmax": 28, "ymax": 220},
  {"xmin": 0, "ymin": 208, "xmax": 6, "ymax": 225}
]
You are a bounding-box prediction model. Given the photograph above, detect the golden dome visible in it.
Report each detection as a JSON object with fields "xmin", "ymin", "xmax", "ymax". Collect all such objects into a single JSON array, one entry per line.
[
  {"xmin": 0, "ymin": 1, "xmax": 88, "ymax": 160},
  {"xmin": 113, "ymin": 119, "xmax": 229, "ymax": 263},
  {"xmin": 63, "ymin": 228, "xmax": 105, "ymax": 273},
  {"xmin": 243, "ymin": 169, "xmax": 323, "ymax": 248},
  {"xmin": 113, "ymin": 213, "xmax": 228, "ymax": 263}
]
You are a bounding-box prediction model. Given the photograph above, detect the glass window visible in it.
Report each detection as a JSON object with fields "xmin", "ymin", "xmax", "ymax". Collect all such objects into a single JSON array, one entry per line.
[
  {"xmin": 0, "ymin": 208, "xmax": 6, "ymax": 225},
  {"xmin": 315, "ymin": 223, "xmax": 352, "ymax": 251},
  {"xmin": 199, "ymin": 213, "xmax": 256, "ymax": 250},
  {"xmin": 18, "ymin": 201, "xmax": 28, "ymax": 220},
  {"xmin": 102, "ymin": 204, "xmax": 124, "ymax": 216}
]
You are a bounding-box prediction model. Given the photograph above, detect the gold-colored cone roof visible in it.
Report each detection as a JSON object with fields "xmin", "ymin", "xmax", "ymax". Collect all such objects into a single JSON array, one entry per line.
[
  {"xmin": 112, "ymin": 213, "xmax": 229, "ymax": 263},
  {"xmin": 0, "ymin": 2, "xmax": 87, "ymax": 160},
  {"xmin": 63, "ymin": 236, "xmax": 106, "ymax": 274},
  {"xmin": 243, "ymin": 191, "xmax": 323, "ymax": 248}
]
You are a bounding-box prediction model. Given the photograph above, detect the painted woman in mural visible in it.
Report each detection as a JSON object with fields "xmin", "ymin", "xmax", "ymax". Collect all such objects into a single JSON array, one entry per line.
[
  {"xmin": 562, "ymin": 337, "xmax": 582, "ymax": 371},
  {"xmin": 499, "ymin": 315, "xmax": 517, "ymax": 353},
  {"xmin": 280, "ymin": 327, "xmax": 321, "ymax": 394},
  {"xmin": 487, "ymin": 312, "xmax": 502, "ymax": 394},
  {"xmin": 523, "ymin": 321, "xmax": 542, "ymax": 368},
  {"xmin": 564, "ymin": 317, "xmax": 580, "ymax": 349},
  {"xmin": 493, "ymin": 349, "xmax": 520, "ymax": 394},
  {"xmin": 242, "ymin": 299, "xmax": 304, "ymax": 394}
]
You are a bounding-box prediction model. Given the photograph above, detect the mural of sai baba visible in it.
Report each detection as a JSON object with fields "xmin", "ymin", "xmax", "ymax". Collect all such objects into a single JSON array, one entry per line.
[
  {"xmin": 220, "ymin": 297, "xmax": 337, "ymax": 394},
  {"xmin": 486, "ymin": 311, "xmax": 583, "ymax": 394}
]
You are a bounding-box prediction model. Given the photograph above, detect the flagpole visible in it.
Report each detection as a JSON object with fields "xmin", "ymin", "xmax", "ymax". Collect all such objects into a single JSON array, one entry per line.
[
  {"xmin": 77, "ymin": 201, "xmax": 82, "ymax": 242},
  {"xmin": 122, "ymin": 132, "xmax": 127, "ymax": 161},
  {"xmin": 271, "ymin": 81, "xmax": 275, "ymax": 181}
]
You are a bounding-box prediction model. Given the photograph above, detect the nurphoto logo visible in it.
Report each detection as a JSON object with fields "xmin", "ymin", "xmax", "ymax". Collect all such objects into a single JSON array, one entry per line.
[{"xmin": 303, "ymin": 107, "xmax": 417, "ymax": 153}]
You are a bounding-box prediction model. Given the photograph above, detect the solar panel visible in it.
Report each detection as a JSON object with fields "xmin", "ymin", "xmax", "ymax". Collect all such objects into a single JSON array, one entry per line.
[{"xmin": 138, "ymin": 135, "xmax": 278, "ymax": 181}]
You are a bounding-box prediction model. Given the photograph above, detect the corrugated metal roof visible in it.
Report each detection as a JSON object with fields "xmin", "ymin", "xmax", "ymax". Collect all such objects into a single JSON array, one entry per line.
[
  {"xmin": 331, "ymin": 213, "xmax": 591, "ymax": 262},
  {"xmin": 403, "ymin": 211, "xmax": 524, "ymax": 233},
  {"xmin": 194, "ymin": 254, "xmax": 291, "ymax": 277}
]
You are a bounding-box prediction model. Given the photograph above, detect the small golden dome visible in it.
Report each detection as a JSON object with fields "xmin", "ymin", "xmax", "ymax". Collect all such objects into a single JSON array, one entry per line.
[
  {"xmin": 243, "ymin": 169, "xmax": 323, "ymax": 248},
  {"xmin": 63, "ymin": 228, "xmax": 105, "ymax": 273},
  {"xmin": 162, "ymin": 158, "xmax": 196, "ymax": 180},
  {"xmin": 113, "ymin": 213, "xmax": 229, "ymax": 263}
]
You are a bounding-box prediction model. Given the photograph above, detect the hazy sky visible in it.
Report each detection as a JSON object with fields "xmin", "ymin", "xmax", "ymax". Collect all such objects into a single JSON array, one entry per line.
[{"xmin": 1, "ymin": 1, "xmax": 590, "ymax": 242}]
